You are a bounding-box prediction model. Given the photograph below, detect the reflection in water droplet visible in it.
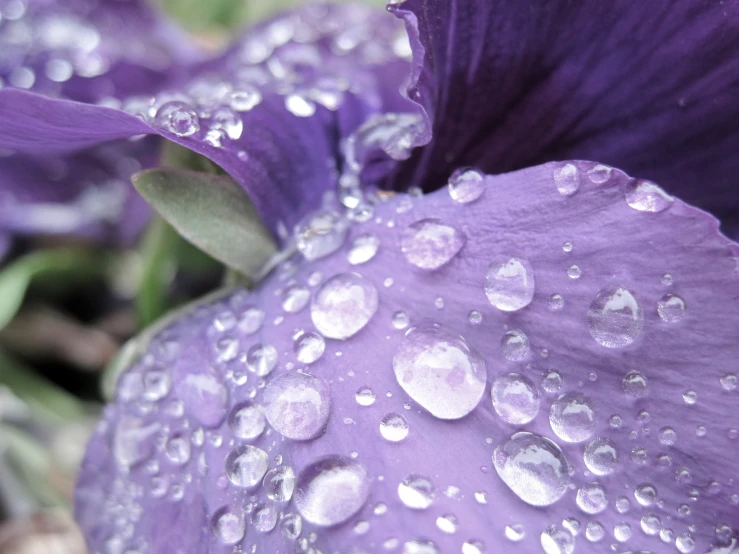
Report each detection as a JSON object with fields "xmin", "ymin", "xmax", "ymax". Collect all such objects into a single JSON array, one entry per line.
[
  {"xmin": 541, "ymin": 370, "xmax": 563, "ymax": 393},
  {"xmin": 252, "ymin": 504, "xmax": 278, "ymax": 532},
  {"xmin": 622, "ymin": 370, "xmax": 648, "ymax": 397},
  {"xmin": 246, "ymin": 344, "xmax": 278, "ymax": 376},
  {"xmin": 165, "ymin": 434, "xmax": 191, "ymax": 465},
  {"xmin": 355, "ymin": 386, "xmax": 376, "ymax": 406},
  {"xmin": 641, "ymin": 513, "xmax": 661, "ymax": 535},
  {"xmin": 500, "ymin": 330, "xmax": 531, "ymax": 361},
  {"xmin": 588, "ymin": 285, "xmax": 643, "ymax": 348},
  {"xmin": 587, "ymin": 164, "xmax": 612, "ymax": 184},
  {"xmin": 493, "ymin": 432, "xmax": 570, "ymax": 506},
  {"xmin": 585, "ymin": 521, "xmax": 605, "ymax": 542},
  {"xmin": 567, "ymin": 264, "xmax": 581, "ymax": 279},
  {"xmin": 392, "ymin": 311, "xmax": 410, "ymax": 330},
  {"xmin": 263, "ymin": 466, "xmax": 295, "ymax": 502},
  {"xmin": 228, "ymin": 402, "xmax": 266, "ymax": 440},
  {"xmin": 295, "ymin": 209, "xmax": 347, "ymax": 261},
  {"xmin": 436, "ymin": 513, "xmax": 457, "ymax": 534},
  {"xmin": 403, "ymin": 539, "xmax": 439, "ymax": 554},
  {"xmin": 401, "ymin": 218, "xmax": 466, "ymax": 270},
  {"xmin": 491, "ymin": 373, "xmax": 540, "ymax": 425},
  {"xmin": 264, "ymin": 373, "xmax": 330, "ymax": 440},
  {"xmin": 553, "ymin": 163, "xmax": 580, "ymax": 196},
  {"xmin": 576, "ymin": 482, "xmax": 608, "ymax": 514},
  {"xmin": 398, "ymin": 474, "xmax": 435, "ymax": 509},
  {"xmin": 448, "ymin": 168, "xmax": 485, "ymax": 204},
  {"xmin": 549, "ymin": 392, "xmax": 596, "ymax": 443},
  {"xmin": 549, "ymin": 293, "xmax": 564, "ymax": 311},
  {"xmin": 505, "ymin": 524, "xmax": 525, "ymax": 541},
  {"xmin": 380, "ymin": 413, "xmax": 409, "ymax": 442},
  {"xmin": 613, "ymin": 522, "xmax": 632, "ymax": 542},
  {"xmin": 583, "ymin": 437, "xmax": 619, "ymax": 475},
  {"xmin": 225, "ymin": 445, "xmax": 269, "ymax": 488},
  {"xmin": 657, "ymin": 293, "xmax": 686, "ymax": 323},
  {"xmin": 347, "ymin": 233, "xmax": 380, "ymax": 265},
  {"xmin": 294, "ymin": 456, "xmax": 370, "ymax": 526},
  {"xmin": 485, "ymin": 256, "xmax": 535, "ymax": 312},
  {"xmin": 625, "ymin": 180, "xmax": 674, "ymax": 212},
  {"xmin": 541, "ymin": 524, "xmax": 575, "ymax": 554},
  {"xmin": 211, "ymin": 505, "xmax": 245, "ymax": 545},
  {"xmin": 311, "ymin": 272, "xmax": 378, "ymax": 339},
  {"xmin": 392, "ymin": 323, "xmax": 486, "ymax": 420},
  {"xmin": 238, "ymin": 306, "xmax": 264, "ymax": 334},
  {"xmin": 281, "ymin": 284, "xmax": 310, "ymax": 313},
  {"xmin": 294, "ymin": 331, "xmax": 325, "ymax": 364}
]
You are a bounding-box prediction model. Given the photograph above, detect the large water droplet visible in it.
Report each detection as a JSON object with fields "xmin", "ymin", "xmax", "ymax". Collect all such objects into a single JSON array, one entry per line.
[
  {"xmin": 263, "ymin": 466, "xmax": 295, "ymax": 502},
  {"xmin": 398, "ymin": 474, "xmax": 435, "ymax": 509},
  {"xmin": 491, "ymin": 372, "xmax": 540, "ymax": 425},
  {"xmin": 347, "ymin": 233, "xmax": 380, "ymax": 265},
  {"xmin": 264, "ymin": 372, "xmax": 330, "ymax": 440},
  {"xmin": 228, "ymin": 402, "xmax": 266, "ymax": 440},
  {"xmin": 553, "ymin": 163, "xmax": 580, "ymax": 196},
  {"xmin": 493, "ymin": 432, "xmax": 570, "ymax": 507},
  {"xmin": 211, "ymin": 505, "xmax": 245, "ymax": 545},
  {"xmin": 294, "ymin": 456, "xmax": 370, "ymax": 526},
  {"xmin": 448, "ymin": 168, "xmax": 485, "ymax": 204},
  {"xmin": 294, "ymin": 331, "xmax": 325, "ymax": 364},
  {"xmin": 392, "ymin": 323, "xmax": 486, "ymax": 420},
  {"xmin": 576, "ymin": 482, "xmax": 608, "ymax": 514},
  {"xmin": 380, "ymin": 413, "xmax": 409, "ymax": 442},
  {"xmin": 588, "ymin": 285, "xmax": 643, "ymax": 348},
  {"xmin": 225, "ymin": 445, "xmax": 269, "ymax": 488},
  {"xmin": 657, "ymin": 293, "xmax": 686, "ymax": 323},
  {"xmin": 583, "ymin": 437, "xmax": 619, "ymax": 475},
  {"xmin": 625, "ymin": 180, "xmax": 674, "ymax": 212},
  {"xmin": 401, "ymin": 218, "xmax": 465, "ymax": 270},
  {"xmin": 484, "ymin": 255, "xmax": 535, "ymax": 312},
  {"xmin": 541, "ymin": 525, "xmax": 575, "ymax": 554},
  {"xmin": 311, "ymin": 272, "xmax": 378, "ymax": 339},
  {"xmin": 549, "ymin": 392, "xmax": 596, "ymax": 443},
  {"xmin": 295, "ymin": 209, "xmax": 347, "ymax": 261},
  {"xmin": 500, "ymin": 329, "xmax": 531, "ymax": 361}
]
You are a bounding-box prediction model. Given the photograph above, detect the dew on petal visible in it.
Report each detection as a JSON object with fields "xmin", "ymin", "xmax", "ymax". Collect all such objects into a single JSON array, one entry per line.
[
  {"xmin": 210, "ymin": 505, "xmax": 245, "ymax": 545},
  {"xmin": 505, "ymin": 524, "xmax": 525, "ymax": 542},
  {"xmin": 583, "ymin": 437, "xmax": 619, "ymax": 475},
  {"xmin": 401, "ymin": 218, "xmax": 465, "ymax": 270},
  {"xmin": 281, "ymin": 284, "xmax": 310, "ymax": 313},
  {"xmin": 553, "ymin": 163, "xmax": 580, "ymax": 196},
  {"xmin": 549, "ymin": 392, "xmax": 596, "ymax": 443},
  {"xmin": 587, "ymin": 164, "xmax": 612, "ymax": 184},
  {"xmin": 263, "ymin": 466, "xmax": 295, "ymax": 502},
  {"xmin": 484, "ymin": 255, "xmax": 535, "ymax": 312},
  {"xmin": 228, "ymin": 402, "xmax": 266, "ymax": 440},
  {"xmin": 347, "ymin": 233, "xmax": 380, "ymax": 265},
  {"xmin": 500, "ymin": 329, "xmax": 531, "ymax": 361},
  {"xmin": 251, "ymin": 504, "xmax": 278, "ymax": 533},
  {"xmin": 540, "ymin": 524, "xmax": 575, "ymax": 554},
  {"xmin": 380, "ymin": 413, "xmax": 409, "ymax": 442},
  {"xmin": 448, "ymin": 168, "xmax": 485, "ymax": 204},
  {"xmin": 294, "ymin": 331, "xmax": 325, "ymax": 364},
  {"xmin": 491, "ymin": 373, "xmax": 540, "ymax": 425},
  {"xmin": 355, "ymin": 386, "xmax": 376, "ymax": 406},
  {"xmin": 576, "ymin": 482, "xmax": 608, "ymax": 514},
  {"xmin": 622, "ymin": 370, "xmax": 648, "ymax": 397},
  {"xmin": 294, "ymin": 456, "xmax": 370, "ymax": 527},
  {"xmin": 392, "ymin": 323, "xmax": 486, "ymax": 420},
  {"xmin": 625, "ymin": 179, "xmax": 674, "ymax": 212},
  {"xmin": 311, "ymin": 272, "xmax": 378, "ymax": 339},
  {"xmin": 225, "ymin": 445, "xmax": 269, "ymax": 488},
  {"xmin": 585, "ymin": 521, "xmax": 605, "ymax": 542},
  {"xmin": 263, "ymin": 373, "xmax": 330, "ymax": 440},
  {"xmin": 398, "ymin": 474, "xmax": 435, "ymax": 509},
  {"xmin": 392, "ymin": 311, "xmax": 410, "ymax": 330},
  {"xmin": 588, "ymin": 285, "xmax": 643, "ymax": 348},
  {"xmin": 246, "ymin": 343, "xmax": 278, "ymax": 376},
  {"xmin": 295, "ymin": 209, "xmax": 347, "ymax": 261},
  {"xmin": 492, "ymin": 432, "xmax": 570, "ymax": 507},
  {"xmin": 657, "ymin": 293, "xmax": 686, "ymax": 323}
]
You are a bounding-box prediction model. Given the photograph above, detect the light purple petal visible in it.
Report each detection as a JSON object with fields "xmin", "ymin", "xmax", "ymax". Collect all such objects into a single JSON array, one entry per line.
[
  {"xmin": 389, "ymin": 0, "xmax": 739, "ymax": 234},
  {"xmin": 77, "ymin": 160, "xmax": 739, "ymax": 553}
]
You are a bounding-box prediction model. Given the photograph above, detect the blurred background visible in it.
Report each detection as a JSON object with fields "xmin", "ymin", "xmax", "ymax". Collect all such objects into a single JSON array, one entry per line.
[{"xmin": 0, "ymin": 0, "xmax": 386, "ymax": 551}]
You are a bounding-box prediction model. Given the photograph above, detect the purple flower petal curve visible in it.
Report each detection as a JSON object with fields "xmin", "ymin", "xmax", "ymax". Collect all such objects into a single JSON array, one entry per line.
[
  {"xmin": 0, "ymin": 4, "xmax": 414, "ymax": 237},
  {"xmin": 77, "ymin": 161, "xmax": 739, "ymax": 553},
  {"xmin": 389, "ymin": 0, "xmax": 739, "ymax": 234}
]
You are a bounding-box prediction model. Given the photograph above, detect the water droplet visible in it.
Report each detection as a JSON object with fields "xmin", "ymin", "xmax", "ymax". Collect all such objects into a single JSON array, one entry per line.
[
  {"xmin": 676, "ymin": 533, "xmax": 696, "ymax": 553},
  {"xmin": 493, "ymin": 432, "xmax": 570, "ymax": 506},
  {"xmin": 398, "ymin": 474, "xmax": 435, "ymax": 509},
  {"xmin": 264, "ymin": 372, "xmax": 330, "ymax": 440},
  {"xmin": 210, "ymin": 106, "xmax": 243, "ymax": 140},
  {"xmin": 228, "ymin": 402, "xmax": 266, "ymax": 440},
  {"xmin": 491, "ymin": 373, "xmax": 540, "ymax": 425},
  {"xmin": 230, "ymin": 86, "xmax": 262, "ymax": 111},
  {"xmin": 448, "ymin": 168, "xmax": 485, "ymax": 204},
  {"xmin": 294, "ymin": 456, "xmax": 370, "ymax": 526},
  {"xmin": 583, "ymin": 437, "xmax": 619, "ymax": 475},
  {"xmin": 468, "ymin": 310, "xmax": 483, "ymax": 324},
  {"xmin": 576, "ymin": 482, "xmax": 608, "ymax": 514},
  {"xmin": 721, "ymin": 373, "xmax": 738, "ymax": 391},
  {"xmin": 657, "ymin": 293, "xmax": 686, "ymax": 323},
  {"xmin": 549, "ymin": 392, "xmax": 596, "ymax": 443},
  {"xmin": 252, "ymin": 504, "xmax": 278, "ymax": 533},
  {"xmin": 211, "ymin": 505, "xmax": 245, "ymax": 545},
  {"xmin": 641, "ymin": 513, "xmax": 661, "ymax": 535},
  {"xmin": 622, "ymin": 370, "xmax": 648, "ymax": 397},
  {"xmin": 380, "ymin": 413, "xmax": 409, "ymax": 442},
  {"xmin": 112, "ymin": 416, "xmax": 160, "ymax": 468},
  {"xmin": 500, "ymin": 330, "xmax": 531, "ymax": 361},
  {"xmin": 311, "ymin": 272, "xmax": 378, "ymax": 339},
  {"xmin": 281, "ymin": 284, "xmax": 310, "ymax": 313},
  {"xmin": 549, "ymin": 293, "xmax": 564, "ymax": 311},
  {"xmin": 165, "ymin": 434, "xmax": 191, "ymax": 465},
  {"xmin": 588, "ymin": 285, "xmax": 643, "ymax": 348},
  {"xmin": 587, "ymin": 164, "xmax": 612, "ymax": 184},
  {"xmin": 246, "ymin": 343, "xmax": 278, "ymax": 376},
  {"xmin": 626, "ymin": 180, "xmax": 674, "ymax": 212},
  {"xmin": 585, "ymin": 521, "xmax": 605, "ymax": 542},
  {"xmin": 347, "ymin": 233, "xmax": 380, "ymax": 265},
  {"xmin": 436, "ymin": 513, "xmax": 457, "ymax": 534},
  {"xmin": 658, "ymin": 426, "xmax": 677, "ymax": 446},
  {"xmin": 263, "ymin": 466, "xmax": 295, "ymax": 502},
  {"xmin": 484, "ymin": 256, "xmax": 535, "ymax": 312},
  {"xmin": 562, "ymin": 241, "xmax": 573, "ymax": 252},
  {"xmin": 225, "ymin": 445, "xmax": 269, "ymax": 488},
  {"xmin": 634, "ymin": 483, "xmax": 658, "ymax": 506},
  {"xmin": 294, "ymin": 331, "xmax": 325, "ymax": 364},
  {"xmin": 541, "ymin": 370, "xmax": 563, "ymax": 393},
  {"xmin": 238, "ymin": 306, "xmax": 264, "ymax": 334},
  {"xmin": 461, "ymin": 540, "xmax": 484, "ymax": 554},
  {"xmin": 567, "ymin": 264, "xmax": 581, "ymax": 279},
  {"xmin": 505, "ymin": 524, "xmax": 525, "ymax": 542},
  {"xmin": 392, "ymin": 311, "xmax": 410, "ymax": 330},
  {"xmin": 614, "ymin": 522, "xmax": 632, "ymax": 542},
  {"xmin": 683, "ymin": 390, "xmax": 697, "ymax": 404},
  {"xmin": 281, "ymin": 513, "xmax": 302, "ymax": 540},
  {"xmin": 541, "ymin": 525, "xmax": 575, "ymax": 554},
  {"xmin": 392, "ymin": 323, "xmax": 486, "ymax": 420},
  {"xmin": 295, "ymin": 209, "xmax": 347, "ymax": 261},
  {"xmin": 402, "ymin": 539, "xmax": 439, "ymax": 554},
  {"xmin": 401, "ymin": 218, "xmax": 465, "ymax": 270},
  {"xmin": 553, "ymin": 163, "xmax": 580, "ymax": 196},
  {"xmin": 355, "ymin": 386, "xmax": 376, "ymax": 406},
  {"xmin": 156, "ymin": 101, "xmax": 200, "ymax": 137}
]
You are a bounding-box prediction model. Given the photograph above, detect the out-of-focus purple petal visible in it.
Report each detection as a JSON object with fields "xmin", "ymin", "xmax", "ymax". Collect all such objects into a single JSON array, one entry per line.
[
  {"xmin": 77, "ymin": 161, "xmax": 739, "ymax": 553},
  {"xmin": 0, "ymin": 139, "xmax": 154, "ymax": 242},
  {"xmin": 389, "ymin": 0, "xmax": 739, "ymax": 232},
  {"xmin": 0, "ymin": 5, "xmax": 414, "ymax": 237}
]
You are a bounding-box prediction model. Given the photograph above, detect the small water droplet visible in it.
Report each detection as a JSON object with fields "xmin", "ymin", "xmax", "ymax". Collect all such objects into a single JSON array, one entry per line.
[
  {"xmin": 347, "ymin": 233, "xmax": 380, "ymax": 265},
  {"xmin": 614, "ymin": 522, "xmax": 632, "ymax": 542},
  {"xmin": 401, "ymin": 218, "xmax": 465, "ymax": 270},
  {"xmin": 491, "ymin": 373, "xmax": 540, "ymax": 425},
  {"xmin": 468, "ymin": 310, "xmax": 483, "ymax": 324},
  {"xmin": 156, "ymin": 101, "xmax": 200, "ymax": 137},
  {"xmin": 211, "ymin": 505, "xmax": 245, "ymax": 545},
  {"xmin": 252, "ymin": 503, "xmax": 278, "ymax": 532},
  {"xmin": 641, "ymin": 513, "xmax": 661, "ymax": 535},
  {"xmin": 585, "ymin": 521, "xmax": 605, "ymax": 542},
  {"xmin": 228, "ymin": 402, "xmax": 266, "ymax": 440},
  {"xmin": 295, "ymin": 456, "xmax": 370, "ymax": 526},
  {"xmin": 448, "ymin": 168, "xmax": 485, "ymax": 204},
  {"xmin": 461, "ymin": 539, "xmax": 484, "ymax": 554},
  {"xmin": 588, "ymin": 285, "xmax": 643, "ymax": 348},
  {"xmin": 567, "ymin": 264, "xmax": 581, "ymax": 279},
  {"xmin": 553, "ymin": 163, "xmax": 580, "ymax": 196},
  {"xmin": 392, "ymin": 311, "xmax": 410, "ymax": 330},
  {"xmin": 246, "ymin": 343, "xmax": 278, "ymax": 376},
  {"xmin": 657, "ymin": 293, "xmax": 686, "ymax": 323},
  {"xmin": 281, "ymin": 284, "xmax": 310, "ymax": 313},
  {"xmin": 398, "ymin": 474, "xmax": 435, "ymax": 509},
  {"xmin": 505, "ymin": 524, "xmax": 525, "ymax": 542},
  {"xmin": 295, "ymin": 209, "xmax": 347, "ymax": 261},
  {"xmin": 484, "ymin": 256, "xmax": 535, "ymax": 312},
  {"xmin": 548, "ymin": 293, "xmax": 565, "ymax": 311},
  {"xmin": 392, "ymin": 323, "xmax": 486, "ymax": 420},
  {"xmin": 622, "ymin": 370, "xmax": 648, "ymax": 397},
  {"xmin": 380, "ymin": 413, "xmax": 409, "ymax": 442},
  {"xmin": 682, "ymin": 390, "xmax": 697, "ymax": 404},
  {"xmin": 165, "ymin": 434, "xmax": 191, "ymax": 465},
  {"xmin": 562, "ymin": 241, "xmax": 573, "ymax": 252},
  {"xmin": 500, "ymin": 330, "xmax": 531, "ymax": 362},
  {"xmin": 263, "ymin": 466, "xmax": 295, "ymax": 502},
  {"xmin": 238, "ymin": 306, "xmax": 264, "ymax": 334},
  {"xmin": 587, "ymin": 164, "xmax": 612, "ymax": 184},
  {"xmin": 294, "ymin": 331, "xmax": 325, "ymax": 364},
  {"xmin": 540, "ymin": 525, "xmax": 575, "ymax": 554},
  {"xmin": 541, "ymin": 370, "xmax": 563, "ymax": 393},
  {"xmin": 626, "ymin": 179, "xmax": 674, "ymax": 212},
  {"xmin": 720, "ymin": 373, "xmax": 738, "ymax": 391},
  {"xmin": 493, "ymin": 432, "xmax": 570, "ymax": 507},
  {"xmin": 355, "ymin": 386, "xmax": 376, "ymax": 406},
  {"xmin": 576, "ymin": 482, "xmax": 608, "ymax": 514},
  {"xmin": 263, "ymin": 372, "xmax": 330, "ymax": 440},
  {"xmin": 634, "ymin": 483, "xmax": 658, "ymax": 506},
  {"xmin": 549, "ymin": 392, "xmax": 596, "ymax": 443},
  {"xmin": 436, "ymin": 513, "xmax": 457, "ymax": 534},
  {"xmin": 225, "ymin": 445, "xmax": 269, "ymax": 488},
  {"xmin": 658, "ymin": 426, "xmax": 677, "ymax": 446},
  {"xmin": 311, "ymin": 272, "xmax": 378, "ymax": 339}
]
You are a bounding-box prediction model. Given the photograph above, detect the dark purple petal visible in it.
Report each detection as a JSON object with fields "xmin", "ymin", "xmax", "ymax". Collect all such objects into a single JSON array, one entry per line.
[
  {"xmin": 389, "ymin": 0, "xmax": 739, "ymax": 233},
  {"xmin": 77, "ymin": 160, "xmax": 739, "ymax": 553}
]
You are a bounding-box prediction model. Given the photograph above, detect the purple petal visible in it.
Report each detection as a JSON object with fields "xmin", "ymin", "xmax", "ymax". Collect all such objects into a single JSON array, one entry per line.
[
  {"xmin": 390, "ymin": 0, "xmax": 739, "ymax": 233},
  {"xmin": 77, "ymin": 160, "xmax": 739, "ymax": 553},
  {"xmin": 0, "ymin": 5, "xmax": 414, "ymax": 237}
]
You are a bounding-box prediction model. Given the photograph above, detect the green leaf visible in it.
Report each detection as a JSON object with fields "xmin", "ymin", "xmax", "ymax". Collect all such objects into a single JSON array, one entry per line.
[
  {"xmin": 136, "ymin": 217, "xmax": 178, "ymax": 327},
  {"xmin": 0, "ymin": 249, "xmax": 104, "ymax": 330},
  {"xmin": 132, "ymin": 167, "xmax": 277, "ymax": 280}
]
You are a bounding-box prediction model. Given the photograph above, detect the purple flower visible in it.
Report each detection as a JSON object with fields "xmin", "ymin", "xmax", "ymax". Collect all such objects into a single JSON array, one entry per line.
[{"xmin": 3, "ymin": 1, "xmax": 739, "ymax": 553}]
